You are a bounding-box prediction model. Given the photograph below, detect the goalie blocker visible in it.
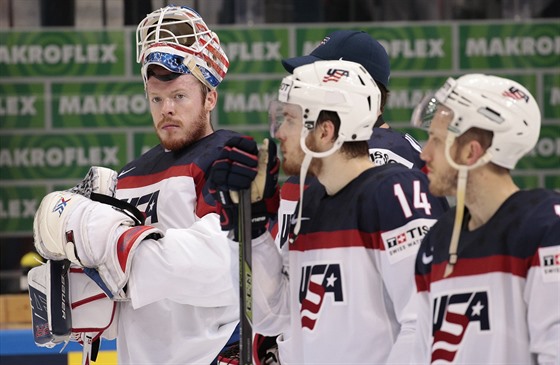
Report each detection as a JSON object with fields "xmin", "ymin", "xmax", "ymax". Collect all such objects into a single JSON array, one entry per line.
[
  {"xmin": 29, "ymin": 166, "xmax": 162, "ymax": 363},
  {"xmin": 33, "ymin": 190, "xmax": 163, "ymax": 300}
]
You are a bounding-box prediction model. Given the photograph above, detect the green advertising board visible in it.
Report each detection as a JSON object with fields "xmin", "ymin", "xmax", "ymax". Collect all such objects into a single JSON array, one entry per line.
[
  {"xmin": 0, "ymin": 133, "xmax": 127, "ymax": 180},
  {"xmin": 0, "ymin": 186, "xmax": 48, "ymax": 234},
  {"xmin": 215, "ymin": 28, "xmax": 290, "ymax": 74},
  {"xmin": 543, "ymin": 73, "xmax": 560, "ymax": 120},
  {"xmin": 0, "ymin": 83, "xmax": 45, "ymax": 129},
  {"xmin": 459, "ymin": 22, "xmax": 560, "ymax": 69},
  {"xmin": 217, "ymin": 79, "xmax": 279, "ymax": 126},
  {"xmin": 294, "ymin": 25, "xmax": 453, "ymax": 72},
  {"xmin": 0, "ymin": 30, "xmax": 127, "ymax": 77},
  {"xmin": 51, "ymin": 81, "xmax": 151, "ymax": 128},
  {"xmin": 0, "ymin": 20, "xmax": 559, "ymax": 236},
  {"xmin": 131, "ymin": 27, "xmax": 290, "ymax": 76}
]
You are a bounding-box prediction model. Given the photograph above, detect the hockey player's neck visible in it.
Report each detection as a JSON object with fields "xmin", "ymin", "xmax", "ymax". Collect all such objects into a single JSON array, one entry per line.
[
  {"xmin": 317, "ymin": 154, "xmax": 373, "ymax": 195},
  {"xmin": 465, "ymin": 171, "xmax": 518, "ymax": 230}
]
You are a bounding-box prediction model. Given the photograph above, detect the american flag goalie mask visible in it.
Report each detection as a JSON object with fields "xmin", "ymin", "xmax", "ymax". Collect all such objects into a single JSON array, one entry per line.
[{"xmin": 136, "ymin": 5, "xmax": 229, "ymax": 89}]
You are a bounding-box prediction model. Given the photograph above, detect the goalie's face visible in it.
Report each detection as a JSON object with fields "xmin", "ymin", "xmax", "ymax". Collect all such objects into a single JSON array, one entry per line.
[{"xmin": 147, "ymin": 67, "xmax": 217, "ymax": 151}]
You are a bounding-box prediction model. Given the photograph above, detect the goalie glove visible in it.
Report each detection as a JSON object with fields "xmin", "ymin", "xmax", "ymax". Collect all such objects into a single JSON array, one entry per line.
[
  {"xmin": 68, "ymin": 165, "xmax": 118, "ymax": 199},
  {"xmin": 33, "ymin": 190, "xmax": 162, "ymax": 300},
  {"xmin": 208, "ymin": 136, "xmax": 280, "ymax": 240}
]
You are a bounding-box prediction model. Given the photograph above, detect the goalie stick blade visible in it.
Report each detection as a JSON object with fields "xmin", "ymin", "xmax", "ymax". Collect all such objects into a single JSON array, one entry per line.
[
  {"xmin": 29, "ymin": 281, "xmax": 54, "ymax": 347},
  {"xmin": 28, "ymin": 260, "xmax": 72, "ymax": 347}
]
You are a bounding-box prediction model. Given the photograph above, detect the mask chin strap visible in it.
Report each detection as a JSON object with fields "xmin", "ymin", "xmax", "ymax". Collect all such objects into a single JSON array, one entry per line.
[
  {"xmin": 443, "ymin": 133, "xmax": 492, "ymax": 277},
  {"xmin": 292, "ymin": 128, "xmax": 343, "ymax": 239}
]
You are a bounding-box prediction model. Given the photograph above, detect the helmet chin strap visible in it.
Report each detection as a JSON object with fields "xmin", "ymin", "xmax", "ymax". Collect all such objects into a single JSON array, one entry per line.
[
  {"xmin": 293, "ymin": 153, "xmax": 312, "ymax": 238},
  {"xmin": 443, "ymin": 133, "xmax": 492, "ymax": 277},
  {"xmin": 292, "ymin": 128, "xmax": 343, "ymax": 238}
]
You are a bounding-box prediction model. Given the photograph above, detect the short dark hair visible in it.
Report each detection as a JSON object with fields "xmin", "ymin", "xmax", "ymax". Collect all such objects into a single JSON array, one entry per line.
[
  {"xmin": 376, "ymin": 81, "xmax": 389, "ymax": 113},
  {"xmin": 316, "ymin": 110, "xmax": 369, "ymax": 158}
]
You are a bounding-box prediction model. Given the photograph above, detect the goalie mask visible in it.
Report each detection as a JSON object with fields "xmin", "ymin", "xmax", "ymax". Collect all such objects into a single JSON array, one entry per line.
[
  {"xmin": 411, "ymin": 74, "xmax": 541, "ymax": 277},
  {"xmin": 136, "ymin": 5, "xmax": 229, "ymax": 89},
  {"xmin": 269, "ymin": 59, "xmax": 381, "ymax": 236}
]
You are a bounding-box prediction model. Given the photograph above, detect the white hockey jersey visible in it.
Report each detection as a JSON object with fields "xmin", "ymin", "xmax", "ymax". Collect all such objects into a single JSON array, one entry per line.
[
  {"xmin": 414, "ymin": 189, "xmax": 560, "ymax": 365},
  {"xmin": 253, "ymin": 164, "xmax": 448, "ymax": 364},
  {"xmin": 114, "ymin": 130, "xmax": 240, "ymax": 364}
]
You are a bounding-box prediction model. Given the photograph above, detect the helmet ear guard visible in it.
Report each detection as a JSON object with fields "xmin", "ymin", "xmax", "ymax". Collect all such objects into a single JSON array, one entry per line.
[{"xmin": 136, "ymin": 5, "xmax": 229, "ymax": 89}]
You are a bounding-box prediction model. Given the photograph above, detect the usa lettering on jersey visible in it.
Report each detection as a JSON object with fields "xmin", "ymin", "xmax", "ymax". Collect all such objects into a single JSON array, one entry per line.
[
  {"xmin": 123, "ymin": 190, "xmax": 159, "ymax": 223},
  {"xmin": 298, "ymin": 263, "xmax": 344, "ymax": 331},
  {"xmin": 279, "ymin": 212, "xmax": 292, "ymax": 249},
  {"xmin": 431, "ymin": 290, "xmax": 490, "ymax": 362}
]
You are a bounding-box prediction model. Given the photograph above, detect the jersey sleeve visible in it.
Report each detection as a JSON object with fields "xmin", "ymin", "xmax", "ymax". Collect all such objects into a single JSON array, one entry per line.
[
  {"xmin": 524, "ymin": 198, "xmax": 560, "ymax": 364},
  {"xmin": 127, "ymin": 213, "xmax": 238, "ymax": 308},
  {"xmin": 412, "ymin": 232, "xmax": 436, "ymax": 364},
  {"xmin": 370, "ymin": 169, "xmax": 447, "ymax": 363},
  {"xmin": 252, "ymin": 232, "xmax": 291, "ymax": 336}
]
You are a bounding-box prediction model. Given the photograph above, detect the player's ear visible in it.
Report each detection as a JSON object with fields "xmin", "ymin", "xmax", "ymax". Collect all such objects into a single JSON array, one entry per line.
[
  {"xmin": 319, "ymin": 120, "xmax": 336, "ymax": 143},
  {"xmin": 205, "ymin": 89, "xmax": 218, "ymax": 111},
  {"xmin": 465, "ymin": 139, "xmax": 486, "ymax": 166}
]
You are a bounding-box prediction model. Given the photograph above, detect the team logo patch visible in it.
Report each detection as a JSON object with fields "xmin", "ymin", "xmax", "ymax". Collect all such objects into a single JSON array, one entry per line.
[
  {"xmin": 52, "ymin": 196, "xmax": 71, "ymax": 217},
  {"xmin": 322, "ymin": 68, "xmax": 349, "ymax": 83},
  {"xmin": 431, "ymin": 289, "xmax": 491, "ymax": 362},
  {"xmin": 502, "ymin": 86, "xmax": 530, "ymax": 102},
  {"xmin": 370, "ymin": 148, "xmax": 414, "ymax": 168},
  {"xmin": 298, "ymin": 262, "xmax": 344, "ymax": 331},
  {"xmin": 381, "ymin": 218, "xmax": 434, "ymax": 264},
  {"xmin": 539, "ymin": 246, "xmax": 560, "ymax": 283},
  {"xmin": 318, "ymin": 36, "xmax": 330, "ymax": 47}
]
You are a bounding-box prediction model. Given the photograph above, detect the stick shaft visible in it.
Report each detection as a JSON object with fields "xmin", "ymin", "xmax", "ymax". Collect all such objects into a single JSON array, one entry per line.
[{"xmin": 238, "ymin": 189, "xmax": 253, "ymax": 364}]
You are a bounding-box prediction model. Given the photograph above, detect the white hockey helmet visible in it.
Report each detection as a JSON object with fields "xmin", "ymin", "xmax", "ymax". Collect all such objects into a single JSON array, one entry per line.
[
  {"xmin": 270, "ymin": 59, "xmax": 381, "ymax": 158},
  {"xmin": 412, "ymin": 74, "xmax": 541, "ymax": 169},
  {"xmin": 136, "ymin": 5, "xmax": 229, "ymax": 89},
  {"xmin": 412, "ymin": 74, "xmax": 541, "ymax": 278},
  {"xmin": 270, "ymin": 60, "xmax": 381, "ymax": 238}
]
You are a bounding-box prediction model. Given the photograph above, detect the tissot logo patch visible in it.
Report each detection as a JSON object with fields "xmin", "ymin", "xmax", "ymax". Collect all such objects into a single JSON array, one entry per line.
[
  {"xmin": 539, "ymin": 246, "xmax": 560, "ymax": 282},
  {"xmin": 381, "ymin": 218, "xmax": 434, "ymax": 264}
]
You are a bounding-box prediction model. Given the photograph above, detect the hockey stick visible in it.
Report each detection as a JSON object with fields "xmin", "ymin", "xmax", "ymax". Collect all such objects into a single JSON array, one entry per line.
[{"xmin": 238, "ymin": 189, "xmax": 253, "ymax": 364}]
